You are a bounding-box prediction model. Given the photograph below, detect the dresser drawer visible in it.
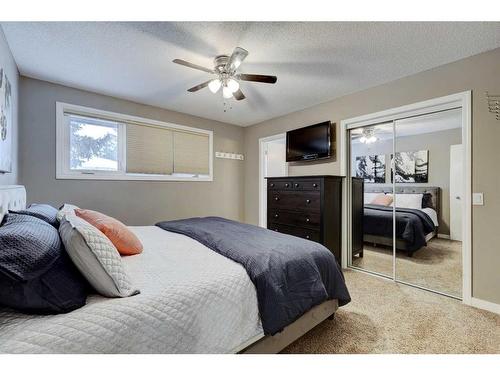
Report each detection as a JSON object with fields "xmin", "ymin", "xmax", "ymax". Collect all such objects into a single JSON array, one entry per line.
[
  {"xmin": 268, "ymin": 191, "xmax": 321, "ymax": 212},
  {"xmin": 268, "ymin": 180, "xmax": 293, "ymax": 190},
  {"xmin": 268, "ymin": 223, "xmax": 320, "ymax": 242},
  {"xmin": 268, "ymin": 209, "xmax": 320, "ymax": 228},
  {"xmin": 291, "ymin": 179, "xmax": 321, "ymax": 191}
]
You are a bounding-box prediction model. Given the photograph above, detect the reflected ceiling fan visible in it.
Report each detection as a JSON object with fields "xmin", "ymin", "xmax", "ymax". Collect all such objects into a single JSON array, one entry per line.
[{"xmin": 173, "ymin": 47, "xmax": 277, "ymax": 101}]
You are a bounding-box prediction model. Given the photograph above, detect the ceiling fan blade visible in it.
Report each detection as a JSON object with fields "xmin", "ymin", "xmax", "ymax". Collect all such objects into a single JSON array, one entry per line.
[
  {"xmin": 238, "ymin": 74, "xmax": 277, "ymax": 84},
  {"xmin": 233, "ymin": 89, "xmax": 246, "ymax": 101},
  {"xmin": 187, "ymin": 80, "xmax": 211, "ymax": 92},
  {"xmin": 173, "ymin": 59, "xmax": 214, "ymax": 74},
  {"xmin": 225, "ymin": 47, "xmax": 249, "ymax": 72}
]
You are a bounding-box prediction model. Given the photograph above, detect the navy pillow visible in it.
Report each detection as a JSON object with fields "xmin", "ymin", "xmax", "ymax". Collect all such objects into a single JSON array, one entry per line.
[
  {"xmin": 11, "ymin": 203, "xmax": 59, "ymax": 228},
  {"xmin": 0, "ymin": 213, "xmax": 88, "ymax": 314},
  {"xmin": 422, "ymin": 193, "xmax": 434, "ymax": 209}
]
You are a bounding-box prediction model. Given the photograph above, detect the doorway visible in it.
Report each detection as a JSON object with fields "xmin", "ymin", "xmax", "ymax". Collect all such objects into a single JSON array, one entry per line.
[
  {"xmin": 340, "ymin": 92, "xmax": 471, "ymax": 302},
  {"xmin": 259, "ymin": 134, "xmax": 288, "ymax": 228}
]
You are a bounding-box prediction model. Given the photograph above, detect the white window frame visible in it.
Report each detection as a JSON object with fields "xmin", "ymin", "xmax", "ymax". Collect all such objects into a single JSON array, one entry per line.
[{"xmin": 56, "ymin": 102, "xmax": 213, "ymax": 182}]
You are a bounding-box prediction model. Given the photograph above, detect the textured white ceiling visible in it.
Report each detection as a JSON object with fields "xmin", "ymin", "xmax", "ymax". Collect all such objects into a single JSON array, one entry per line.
[{"xmin": 2, "ymin": 22, "xmax": 500, "ymax": 126}]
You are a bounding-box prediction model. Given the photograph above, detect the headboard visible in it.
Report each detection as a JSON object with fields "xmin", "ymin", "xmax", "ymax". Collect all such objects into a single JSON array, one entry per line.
[
  {"xmin": 0, "ymin": 185, "xmax": 27, "ymax": 223},
  {"xmin": 364, "ymin": 184, "xmax": 441, "ymax": 216}
]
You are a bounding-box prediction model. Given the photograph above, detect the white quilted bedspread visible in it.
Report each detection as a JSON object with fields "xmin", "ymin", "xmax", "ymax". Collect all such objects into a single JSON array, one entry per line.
[{"xmin": 0, "ymin": 226, "xmax": 263, "ymax": 353}]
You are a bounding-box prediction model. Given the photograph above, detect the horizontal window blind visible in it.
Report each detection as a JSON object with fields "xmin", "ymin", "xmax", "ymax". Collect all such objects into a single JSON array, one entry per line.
[
  {"xmin": 126, "ymin": 123, "xmax": 174, "ymax": 174},
  {"xmin": 173, "ymin": 131, "xmax": 210, "ymax": 175}
]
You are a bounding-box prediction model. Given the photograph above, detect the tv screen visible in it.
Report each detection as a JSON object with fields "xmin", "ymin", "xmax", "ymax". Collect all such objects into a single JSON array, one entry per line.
[{"xmin": 286, "ymin": 121, "xmax": 331, "ymax": 162}]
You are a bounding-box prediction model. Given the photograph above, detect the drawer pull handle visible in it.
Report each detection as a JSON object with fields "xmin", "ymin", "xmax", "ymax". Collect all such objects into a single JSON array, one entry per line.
[
  {"xmin": 285, "ymin": 183, "xmax": 290, "ymax": 187},
  {"xmin": 313, "ymin": 183, "xmax": 318, "ymax": 188},
  {"xmin": 305, "ymin": 218, "xmax": 310, "ymax": 222},
  {"xmin": 274, "ymin": 197, "xmax": 280, "ymax": 201},
  {"xmin": 274, "ymin": 214, "xmax": 279, "ymax": 218},
  {"xmin": 294, "ymin": 183, "xmax": 299, "ymax": 188},
  {"xmin": 270, "ymin": 183, "xmax": 275, "ymax": 187},
  {"xmin": 274, "ymin": 229, "xmax": 279, "ymax": 232},
  {"xmin": 306, "ymin": 199, "xmax": 311, "ymax": 204},
  {"xmin": 305, "ymin": 235, "xmax": 310, "ymax": 239}
]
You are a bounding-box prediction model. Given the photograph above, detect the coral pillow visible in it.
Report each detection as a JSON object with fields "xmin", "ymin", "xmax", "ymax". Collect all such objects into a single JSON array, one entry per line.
[
  {"xmin": 371, "ymin": 194, "xmax": 393, "ymax": 206},
  {"xmin": 74, "ymin": 209, "xmax": 143, "ymax": 256}
]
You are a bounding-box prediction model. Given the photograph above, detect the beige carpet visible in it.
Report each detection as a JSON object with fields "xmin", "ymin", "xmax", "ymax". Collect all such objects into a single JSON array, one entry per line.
[
  {"xmin": 282, "ymin": 270, "xmax": 500, "ymax": 354},
  {"xmin": 351, "ymin": 238, "xmax": 462, "ymax": 297}
]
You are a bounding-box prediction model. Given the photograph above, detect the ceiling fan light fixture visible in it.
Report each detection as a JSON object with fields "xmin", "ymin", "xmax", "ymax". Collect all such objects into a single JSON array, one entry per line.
[
  {"xmin": 359, "ymin": 128, "xmax": 378, "ymax": 144},
  {"xmin": 208, "ymin": 79, "xmax": 222, "ymax": 93},
  {"xmin": 174, "ymin": 46, "xmax": 276, "ymax": 102},
  {"xmin": 227, "ymin": 78, "xmax": 239, "ymax": 93},
  {"xmin": 222, "ymin": 85, "xmax": 233, "ymax": 99}
]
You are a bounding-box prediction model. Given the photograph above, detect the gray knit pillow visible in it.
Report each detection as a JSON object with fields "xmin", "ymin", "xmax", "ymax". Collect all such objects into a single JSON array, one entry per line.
[{"xmin": 59, "ymin": 214, "xmax": 139, "ymax": 298}]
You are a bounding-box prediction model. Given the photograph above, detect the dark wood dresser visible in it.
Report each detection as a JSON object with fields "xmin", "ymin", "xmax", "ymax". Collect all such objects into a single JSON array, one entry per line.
[{"xmin": 266, "ymin": 175, "xmax": 344, "ymax": 263}]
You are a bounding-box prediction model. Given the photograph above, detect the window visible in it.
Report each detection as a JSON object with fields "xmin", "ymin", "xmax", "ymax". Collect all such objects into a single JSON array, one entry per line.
[
  {"xmin": 56, "ymin": 102, "xmax": 213, "ymax": 181},
  {"xmin": 69, "ymin": 115, "xmax": 120, "ymax": 172}
]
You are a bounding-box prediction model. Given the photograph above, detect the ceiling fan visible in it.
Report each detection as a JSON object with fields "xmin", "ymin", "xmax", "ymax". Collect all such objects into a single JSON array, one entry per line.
[{"xmin": 173, "ymin": 47, "xmax": 277, "ymax": 101}]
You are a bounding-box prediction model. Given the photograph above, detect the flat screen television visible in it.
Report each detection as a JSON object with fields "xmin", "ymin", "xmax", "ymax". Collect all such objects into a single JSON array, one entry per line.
[{"xmin": 286, "ymin": 121, "xmax": 332, "ymax": 162}]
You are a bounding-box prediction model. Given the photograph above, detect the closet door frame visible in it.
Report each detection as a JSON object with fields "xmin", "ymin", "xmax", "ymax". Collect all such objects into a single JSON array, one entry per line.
[{"xmin": 340, "ymin": 91, "xmax": 472, "ymax": 305}]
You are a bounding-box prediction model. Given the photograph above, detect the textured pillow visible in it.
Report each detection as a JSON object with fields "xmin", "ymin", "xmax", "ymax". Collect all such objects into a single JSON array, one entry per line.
[
  {"xmin": 0, "ymin": 213, "xmax": 88, "ymax": 314},
  {"xmin": 11, "ymin": 203, "xmax": 59, "ymax": 228},
  {"xmin": 56, "ymin": 203, "xmax": 80, "ymax": 222},
  {"xmin": 59, "ymin": 215, "xmax": 139, "ymax": 298},
  {"xmin": 371, "ymin": 194, "xmax": 393, "ymax": 206},
  {"xmin": 75, "ymin": 209, "xmax": 143, "ymax": 256}
]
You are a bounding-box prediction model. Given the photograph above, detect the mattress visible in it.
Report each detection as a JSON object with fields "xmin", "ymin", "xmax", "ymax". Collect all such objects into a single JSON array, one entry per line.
[{"xmin": 0, "ymin": 226, "xmax": 263, "ymax": 353}]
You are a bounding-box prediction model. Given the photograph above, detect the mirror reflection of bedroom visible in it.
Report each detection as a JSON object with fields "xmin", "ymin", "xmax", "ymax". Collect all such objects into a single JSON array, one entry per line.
[{"xmin": 349, "ymin": 108, "xmax": 463, "ymax": 298}]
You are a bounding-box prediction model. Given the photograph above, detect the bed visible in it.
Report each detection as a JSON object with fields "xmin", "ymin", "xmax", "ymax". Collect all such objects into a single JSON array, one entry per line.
[
  {"xmin": 363, "ymin": 186, "xmax": 440, "ymax": 256},
  {"xmin": 0, "ymin": 185, "xmax": 348, "ymax": 354}
]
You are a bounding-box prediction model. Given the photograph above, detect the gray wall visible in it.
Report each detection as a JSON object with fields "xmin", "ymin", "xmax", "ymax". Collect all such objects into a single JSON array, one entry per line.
[
  {"xmin": 351, "ymin": 128, "xmax": 462, "ymax": 235},
  {"xmin": 19, "ymin": 77, "xmax": 245, "ymax": 225},
  {"xmin": 243, "ymin": 47, "xmax": 500, "ymax": 305},
  {"xmin": 0, "ymin": 27, "xmax": 18, "ymax": 185}
]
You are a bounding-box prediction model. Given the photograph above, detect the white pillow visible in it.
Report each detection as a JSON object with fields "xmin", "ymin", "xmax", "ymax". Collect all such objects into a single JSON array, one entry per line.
[
  {"xmin": 59, "ymin": 214, "xmax": 139, "ymax": 298},
  {"xmin": 389, "ymin": 193, "xmax": 423, "ymax": 209},
  {"xmin": 56, "ymin": 203, "xmax": 80, "ymax": 222},
  {"xmin": 364, "ymin": 193, "xmax": 380, "ymax": 204}
]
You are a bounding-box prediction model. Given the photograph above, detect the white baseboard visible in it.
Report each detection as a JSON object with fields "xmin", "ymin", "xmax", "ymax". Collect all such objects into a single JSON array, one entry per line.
[
  {"xmin": 437, "ymin": 233, "xmax": 451, "ymax": 239},
  {"xmin": 470, "ymin": 297, "xmax": 500, "ymax": 315}
]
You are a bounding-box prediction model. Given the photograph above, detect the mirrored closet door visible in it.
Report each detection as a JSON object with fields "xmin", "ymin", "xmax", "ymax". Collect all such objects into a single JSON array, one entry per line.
[
  {"xmin": 348, "ymin": 108, "xmax": 464, "ymax": 299},
  {"xmin": 349, "ymin": 123, "xmax": 394, "ymax": 278},
  {"xmin": 394, "ymin": 109, "xmax": 463, "ymax": 298}
]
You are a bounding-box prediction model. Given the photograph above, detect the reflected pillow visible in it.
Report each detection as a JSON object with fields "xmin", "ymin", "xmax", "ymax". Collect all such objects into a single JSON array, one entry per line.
[
  {"xmin": 364, "ymin": 193, "xmax": 380, "ymax": 204},
  {"xmin": 75, "ymin": 209, "xmax": 143, "ymax": 256},
  {"xmin": 371, "ymin": 194, "xmax": 393, "ymax": 206},
  {"xmin": 389, "ymin": 193, "xmax": 423, "ymax": 209},
  {"xmin": 422, "ymin": 193, "xmax": 434, "ymax": 209}
]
